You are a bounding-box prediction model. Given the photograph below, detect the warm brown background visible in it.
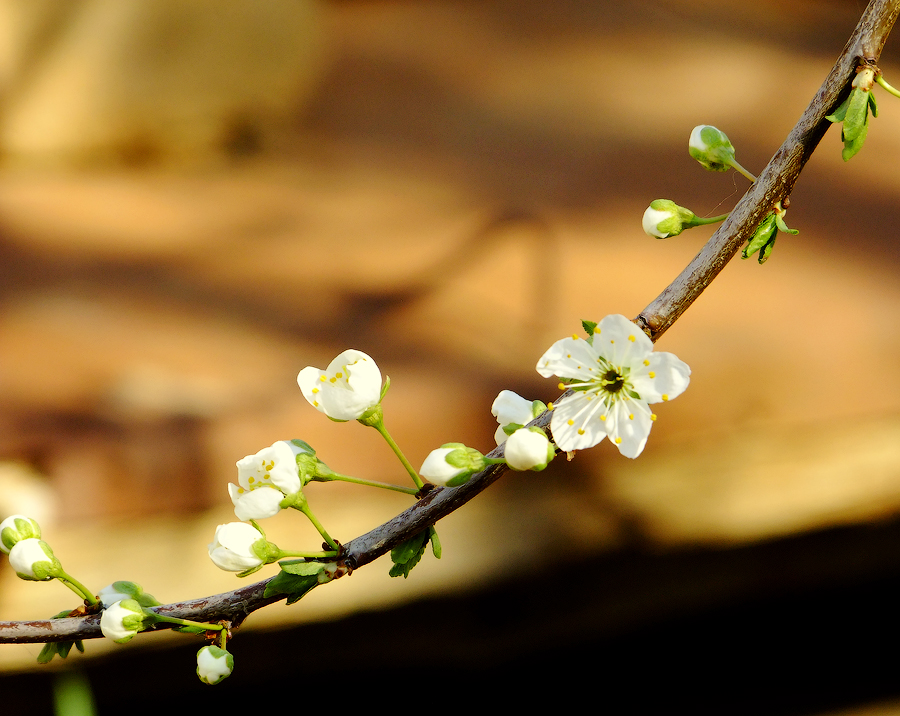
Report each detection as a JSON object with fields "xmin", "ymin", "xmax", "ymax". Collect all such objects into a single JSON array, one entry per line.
[{"xmin": 1, "ymin": 1, "xmax": 899, "ymax": 713}]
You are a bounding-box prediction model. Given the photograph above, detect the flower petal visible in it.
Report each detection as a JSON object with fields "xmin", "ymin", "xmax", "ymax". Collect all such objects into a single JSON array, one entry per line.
[
  {"xmin": 548, "ymin": 393, "xmax": 607, "ymax": 451},
  {"xmin": 604, "ymin": 398, "xmax": 653, "ymax": 459},
  {"xmin": 229, "ymin": 483, "xmax": 284, "ymax": 522},
  {"xmin": 297, "ymin": 350, "xmax": 382, "ymax": 421},
  {"xmin": 592, "ymin": 314, "xmax": 653, "ymax": 368},
  {"xmin": 536, "ymin": 336, "xmax": 601, "ymax": 381},
  {"xmin": 631, "ymin": 352, "xmax": 691, "ymax": 404},
  {"xmin": 235, "ymin": 441, "xmax": 302, "ymax": 496}
]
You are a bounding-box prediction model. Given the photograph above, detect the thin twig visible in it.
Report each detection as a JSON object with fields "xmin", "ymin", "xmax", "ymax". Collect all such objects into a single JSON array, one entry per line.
[{"xmin": 1, "ymin": 0, "xmax": 898, "ymax": 646}]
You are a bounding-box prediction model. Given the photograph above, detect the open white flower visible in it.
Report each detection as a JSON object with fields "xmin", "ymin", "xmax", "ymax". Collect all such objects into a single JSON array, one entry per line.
[
  {"xmin": 208, "ymin": 522, "xmax": 267, "ymax": 572},
  {"xmin": 197, "ymin": 645, "xmax": 234, "ymax": 685},
  {"xmin": 504, "ymin": 427, "xmax": 555, "ymax": 471},
  {"xmin": 536, "ymin": 314, "xmax": 690, "ymax": 458},
  {"xmin": 229, "ymin": 440, "xmax": 309, "ymax": 521},
  {"xmin": 297, "ymin": 349, "xmax": 382, "ymax": 421}
]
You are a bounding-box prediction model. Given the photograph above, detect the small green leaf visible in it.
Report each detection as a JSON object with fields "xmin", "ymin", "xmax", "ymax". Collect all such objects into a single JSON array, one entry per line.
[
  {"xmin": 429, "ymin": 526, "xmax": 442, "ymax": 559},
  {"xmin": 389, "ymin": 530, "xmax": 430, "ymax": 578},
  {"xmin": 842, "ymin": 120, "xmax": 869, "ymax": 161},
  {"xmin": 278, "ymin": 559, "xmax": 327, "ymax": 577},
  {"xmin": 581, "ymin": 320, "xmax": 597, "ymax": 338},
  {"xmin": 742, "ymin": 213, "xmax": 777, "ymax": 260},
  {"xmin": 264, "ymin": 570, "xmax": 319, "ymax": 605},
  {"xmin": 36, "ymin": 639, "xmax": 84, "ymax": 664},
  {"xmin": 825, "ymin": 94, "xmax": 850, "ymax": 124},
  {"xmin": 842, "ymin": 88, "xmax": 870, "ymax": 141}
]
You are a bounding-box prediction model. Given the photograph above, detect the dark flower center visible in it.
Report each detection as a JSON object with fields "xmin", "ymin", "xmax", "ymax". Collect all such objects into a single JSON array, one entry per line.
[{"xmin": 602, "ymin": 369, "xmax": 624, "ymax": 394}]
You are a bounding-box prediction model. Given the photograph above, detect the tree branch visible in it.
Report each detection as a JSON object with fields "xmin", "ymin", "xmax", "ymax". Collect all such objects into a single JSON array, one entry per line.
[{"xmin": 1, "ymin": 0, "xmax": 898, "ymax": 646}]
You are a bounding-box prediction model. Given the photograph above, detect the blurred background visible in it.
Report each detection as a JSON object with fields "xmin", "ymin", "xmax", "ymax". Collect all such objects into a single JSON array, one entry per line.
[{"xmin": 1, "ymin": 0, "xmax": 900, "ymax": 713}]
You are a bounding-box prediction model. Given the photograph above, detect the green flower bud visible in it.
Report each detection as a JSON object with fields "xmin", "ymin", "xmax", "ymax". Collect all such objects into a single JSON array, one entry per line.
[
  {"xmin": 8, "ymin": 538, "xmax": 62, "ymax": 581},
  {"xmin": 419, "ymin": 443, "xmax": 486, "ymax": 487},
  {"xmin": 0, "ymin": 515, "xmax": 41, "ymax": 554},
  {"xmin": 197, "ymin": 645, "xmax": 234, "ymax": 685},
  {"xmin": 642, "ymin": 199, "xmax": 697, "ymax": 239},
  {"xmin": 689, "ymin": 125, "xmax": 736, "ymax": 171},
  {"xmin": 100, "ymin": 599, "xmax": 149, "ymax": 643}
]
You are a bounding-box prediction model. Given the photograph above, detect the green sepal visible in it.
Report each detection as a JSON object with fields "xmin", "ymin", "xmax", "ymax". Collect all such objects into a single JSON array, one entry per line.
[
  {"xmin": 581, "ymin": 320, "xmax": 597, "ymax": 339},
  {"xmin": 389, "ymin": 529, "xmax": 430, "ymax": 578},
  {"xmin": 501, "ymin": 422, "xmax": 525, "ymax": 438}
]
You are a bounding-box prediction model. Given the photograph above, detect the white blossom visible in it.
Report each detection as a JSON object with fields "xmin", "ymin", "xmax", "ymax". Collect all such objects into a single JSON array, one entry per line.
[
  {"xmin": 8, "ymin": 538, "xmax": 59, "ymax": 580},
  {"xmin": 100, "ymin": 599, "xmax": 146, "ymax": 644},
  {"xmin": 491, "ymin": 390, "xmax": 538, "ymax": 445},
  {"xmin": 197, "ymin": 645, "xmax": 234, "ymax": 685},
  {"xmin": 229, "ymin": 440, "xmax": 309, "ymax": 521},
  {"xmin": 536, "ymin": 314, "xmax": 690, "ymax": 458},
  {"xmin": 0, "ymin": 515, "xmax": 41, "ymax": 554},
  {"xmin": 504, "ymin": 428, "xmax": 554, "ymax": 471},
  {"xmin": 297, "ymin": 349, "xmax": 382, "ymax": 421},
  {"xmin": 208, "ymin": 522, "xmax": 266, "ymax": 572}
]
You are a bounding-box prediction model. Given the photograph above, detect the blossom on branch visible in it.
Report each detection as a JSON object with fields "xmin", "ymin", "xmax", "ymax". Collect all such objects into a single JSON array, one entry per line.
[
  {"xmin": 297, "ymin": 349, "xmax": 383, "ymax": 421},
  {"xmin": 536, "ymin": 314, "xmax": 690, "ymax": 458},
  {"xmin": 8, "ymin": 538, "xmax": 61, "ymax": 581},
  {"xmin": 0, "ymin": 515, "xmax": 41, "ymax": 554},
  {"xmin": 208, "ymin": 522, "xmax": 270, "ymax": 572},
  {"xmin": 197, "ymin": 645, "xmax": 234, "ymax": 685},
  {"xmin": 504, "ymin": 427, "xmax": 555, "ymax": 471},
  {"xmin": 491, "ymin": 390, "xmax": 546, "ymax": 445},
  {"xmin": 229, "ymin": 440, "xmax": 310, "ymax": 521},
  {"xmin": 419, "ymin": 443, "xmax": 486, "ymax": 487},
  {"xmin": 100, "ymin": 599, "xmax": 147, "ymax": 644}
]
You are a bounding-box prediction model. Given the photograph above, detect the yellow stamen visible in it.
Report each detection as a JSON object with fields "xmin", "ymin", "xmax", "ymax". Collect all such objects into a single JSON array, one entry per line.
[
  {"xmin": 558, "ymin": 382, "xmax": 566, "ymax": 391},
  {"xmin": 648, "ymin": 371, "xmax": 655, "ymax": 378},
  {"xmin": 628, "ymin": 335, "xmax": 636, "ymax": 342},
  {"xmin": 628, "ymin": 413, "xmax": 634, "ymax": 420},
  {"xmin": 567, "ymin": 419, "xmax": 575, "ymax": 426},
  {"xmin": 577, "ymin": 428, "xmax": 585, "ymax": 435},
  {"xmin": 650, "ymin": 414, "xmax": 657, "ymax": 421},
  {"xmin": 643, "ymin": 359, "xmax": 650, "ymax": 366},
  {"xmin": 662, "ymin": 394, "xmax": 669, "ymax": 401},
  {"xmin": 615, "ymin": 437, "xmax": 622, "ymax": 444}
]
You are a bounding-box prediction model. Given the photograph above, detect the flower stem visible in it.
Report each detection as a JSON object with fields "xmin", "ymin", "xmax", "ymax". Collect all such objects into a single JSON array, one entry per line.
[
  {"xmin": 371, "ymin": 420, "xmax": 425, "ymax": 489},
  {"xmin": 297, "ymin": 504, "xmax": 340, "ymax": 552},
  {"xmin": 728, "ymin": 159, "xmax": 757, "ymax": 183},
  {"xmin": 876, "ymin": 74, "xmax": 900, "ymax": 98},
  {"xmin": 278, "ymin": 549, "xmax": 339, "ymax": 559},
  {"xmin": 313, "ymin": 472, "xmax": 419, "ymax": 496},
  {"xmin": 151, "ymin": 613, "xmax": 223, "ymax": 632},
  {"xmin": 691, "ymin": 212, "xmax": 730, "ymax": 227},
  {"xmin": 56, "ymin": 572, "xmax": 99, "ymax": 607}
]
